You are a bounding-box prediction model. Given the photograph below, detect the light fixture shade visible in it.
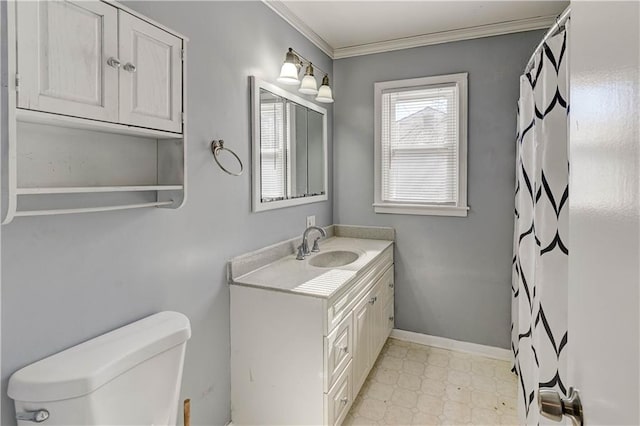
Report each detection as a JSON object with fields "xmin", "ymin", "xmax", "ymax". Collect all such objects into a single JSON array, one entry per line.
[
  {"xmin": 278, "ymin": 62, "xmax": 300, "ymax": 85},
  {"xmin": 315, "ymin": 75, "xmax": 334, "ymax": 103},
  {"xmin": 299, "ymin": 75, "xmax": 318, "ymax": 95}
]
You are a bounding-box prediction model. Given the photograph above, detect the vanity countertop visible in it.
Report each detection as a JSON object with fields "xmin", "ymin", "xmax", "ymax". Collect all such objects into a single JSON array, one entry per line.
[{"xmin": 231, "ymin": 236, "xmax": 393, "ymax": 299}]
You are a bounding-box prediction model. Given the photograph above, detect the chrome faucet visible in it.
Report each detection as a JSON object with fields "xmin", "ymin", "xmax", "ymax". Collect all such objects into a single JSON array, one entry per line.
[{"xmin": 296, "ymin": 226, "xmax": 327, "ymax": 260}]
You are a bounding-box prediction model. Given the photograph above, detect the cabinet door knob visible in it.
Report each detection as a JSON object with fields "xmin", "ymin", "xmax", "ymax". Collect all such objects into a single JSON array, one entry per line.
[
  {"xmin": 123, "ymin": 62, "xmax": 137, "ymax": 73},
  {"xmin": 107, "ymin": 57, "xmax": 121, "ymax": 68},
  {"xmin": 340, "ymin": 397, "xmax": 349, "ymax": 405},
  {"xmin": 369, "ymin": 296, "xmax": 377, "ymax": 305},
  {"xmin": 389, "ymin": 316, "xmax": 394, "ymax": 321},
  {"xmin": 389, "ymin": 283, "xmax": 394, "ymax": 289},
  {"xmin": 339, "ymin": 345, "xmax": 348, "ymax": 353}
]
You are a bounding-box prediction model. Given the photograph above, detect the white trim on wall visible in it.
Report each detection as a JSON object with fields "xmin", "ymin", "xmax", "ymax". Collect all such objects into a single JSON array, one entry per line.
[
  {"xmin": 261, "ymin": 1, "xmax": 556, "ymax": 60},
  {"xmin": 373, "ymin": 73, "xmax": 468, "ymax": 217},
  {"xmin": 390, "ymin": 329, "xmax": 512, "ymax": 361},
  {"xmin": 333, "ymin": 15, "xmax": 557, "ymax": 59},
  {"xmin": 261, "ymin": 0, "xmax": 334, "ymax": 57}
]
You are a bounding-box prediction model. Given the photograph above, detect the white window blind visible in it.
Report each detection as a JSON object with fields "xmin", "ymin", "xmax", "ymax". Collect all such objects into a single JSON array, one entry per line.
[
  {"xmin": 260, "ymin": 101, "xmax": 286, "ymax": 200},
  {"xmin": 374, "ymin": 73, "xmax": 468, "ymax": 217},
  {"xmin": 382, "ymin": 84, "xmax": 458, "ymax": 203}
]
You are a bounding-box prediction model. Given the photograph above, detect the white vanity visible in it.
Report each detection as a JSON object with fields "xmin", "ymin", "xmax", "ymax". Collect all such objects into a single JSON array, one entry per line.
[{"xmin": 229, "ymin": 226, "xmax": 395, "ymax": 425}]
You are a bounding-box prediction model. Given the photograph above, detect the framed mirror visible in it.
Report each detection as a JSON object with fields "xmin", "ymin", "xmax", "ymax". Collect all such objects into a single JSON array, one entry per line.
[{"xmin": 251, "ymin": 76, "xmax": 328, "ymax": 212}]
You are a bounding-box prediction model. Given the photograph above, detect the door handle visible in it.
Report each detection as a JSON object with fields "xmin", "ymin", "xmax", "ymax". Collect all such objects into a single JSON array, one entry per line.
[
  {"xmin": 106, "ymin": 57, "xmax": 121, "ymax": 68},
  {"xmin": 539, "ymin": 387, "xmax": 583, "ymax": 426},
  {"xmin": 123, "ymin": 62, "xmax": 137, "ymax": 73}
]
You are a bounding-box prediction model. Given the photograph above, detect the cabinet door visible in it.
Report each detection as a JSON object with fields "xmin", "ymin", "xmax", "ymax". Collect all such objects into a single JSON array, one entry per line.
[
  {"xmin": 371, "ymin": 272, "xmax": 393, "ymax": 356},
  {"xmin": 352, "ymin": 292, "xmax": 373, "ymax": 394},
  {"xmin": 383, "ymin": 298, "xmax": 394, "ymax": 344},
  {"xmin": 16, "ymin": 0, "xmax": 119, "ymax": 121},
  {"xmin": 372, "ymin": 284, "xmax": 387, "ymax": 357},
  {"xmin": 118, "ymin": 11, "xmax": 182, "ymax": 133}
]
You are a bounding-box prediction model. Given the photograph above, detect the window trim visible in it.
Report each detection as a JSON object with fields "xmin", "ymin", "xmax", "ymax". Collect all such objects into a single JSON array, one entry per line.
[{"xmin": 373, "ymin": 73, "xmax": 469, "ymax": 217}]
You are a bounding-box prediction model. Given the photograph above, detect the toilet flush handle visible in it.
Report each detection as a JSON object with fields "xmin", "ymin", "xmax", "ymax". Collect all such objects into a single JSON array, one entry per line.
[{"xmin": 16, "ymin": 409, "xmax": 49, "ymax": 423}]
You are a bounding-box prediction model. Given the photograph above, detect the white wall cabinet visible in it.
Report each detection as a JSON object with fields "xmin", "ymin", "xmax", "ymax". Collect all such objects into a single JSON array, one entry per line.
[
  {"xmin": 16, "ymin": 0, "xmax": 120, "ymax": 122},
  {"xmin": 230, "ymin": 246, "xmax": 394, "ymax": 425},
  {"xmin": 3, "ymin": 0, "xmax": 187, "ymax": 223},
  {"xmin": 15, "ymin": 0, "xmax": 183, "ymax": 133},
  {"xmin": 118, "ymin": 10, "xmax": 183, "ymax": 133}
]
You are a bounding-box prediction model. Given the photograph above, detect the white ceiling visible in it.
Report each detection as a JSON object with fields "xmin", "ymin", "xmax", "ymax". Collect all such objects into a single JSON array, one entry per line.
[{"xmin": 267, "ymin": 1, "xmax": 569, "ymax": 58}]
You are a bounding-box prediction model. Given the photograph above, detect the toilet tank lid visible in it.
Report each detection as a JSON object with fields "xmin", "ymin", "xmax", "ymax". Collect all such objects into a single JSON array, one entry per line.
[{"xmin": 8, "ymin": 311, "xmax": 191, "ymax": 402}]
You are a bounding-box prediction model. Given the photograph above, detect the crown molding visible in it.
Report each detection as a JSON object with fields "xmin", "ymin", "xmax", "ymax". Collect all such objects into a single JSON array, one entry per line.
[
  {"xmin": 333, "ymin": 15, "xmax": 556, "ymax": 59},
  {"xmin": 262, "ymin": 1, "xmax": 335, "ymax": 58},
  {"xmin": 262, "ymin": 1, "xmax": 556, "ymax": 61}
]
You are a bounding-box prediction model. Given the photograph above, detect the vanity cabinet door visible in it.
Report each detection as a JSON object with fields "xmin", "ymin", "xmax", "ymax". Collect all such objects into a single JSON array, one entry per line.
[
  {"xmin": 16, "ymin": 0, "xmax": 119, "ymax": 122},
  {"xmin": 371, "ymin": 267, "xmax": 394, "ymax": 356},
  {"xmin": 118, "ymin": 11, "xmax": 183, "ymax": 133},
  {"xmin": 371, "ymin": 284, "xmax": 388, "ymax": 357},
  {"xmin": 352, "ymin": 291, "xmax": 373, "ymax": 394},
  {"xmin": 384, "ymin": 298, "xmax": 394, "ymax": 340}
]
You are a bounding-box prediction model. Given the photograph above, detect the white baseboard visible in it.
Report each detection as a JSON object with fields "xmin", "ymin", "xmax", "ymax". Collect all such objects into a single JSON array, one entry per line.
[{"xmin": 390, "ymin": 329, "xmax": 511, "ymax": 361}]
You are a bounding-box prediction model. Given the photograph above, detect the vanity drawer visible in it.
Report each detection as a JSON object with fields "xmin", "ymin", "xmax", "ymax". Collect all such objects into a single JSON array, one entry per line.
[
  {"xmin": 325, "ymin": 312, "xmax": 353, "ymax": 391},
  {"xmin": 325, "ymin": 360, "xmax": 353, "ymax": 426},
  {"xmin": 326, "ymin": 246, "xmax": 393, "ymax": 333}
]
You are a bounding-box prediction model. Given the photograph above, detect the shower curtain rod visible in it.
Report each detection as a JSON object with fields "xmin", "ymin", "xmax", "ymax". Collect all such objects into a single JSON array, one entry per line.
[{"xmin": 524, "ymin": 6, "xmax": 571, "ymax": 73}]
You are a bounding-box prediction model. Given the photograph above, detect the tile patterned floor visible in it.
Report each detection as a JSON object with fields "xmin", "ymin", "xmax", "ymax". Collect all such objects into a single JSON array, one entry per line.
[{"xmin": 344, "ymin": 338, "xmax": 519, "ymax": 425}]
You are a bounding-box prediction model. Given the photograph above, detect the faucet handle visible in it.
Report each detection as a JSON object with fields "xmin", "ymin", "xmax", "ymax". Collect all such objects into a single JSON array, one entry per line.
[
  {"xmin": 296, "ymin": 244, "xmax": 306, "ymax": 260},
  {"xmin": 311, "ymin": 237, "xmax": 321, "ymax": 252}
]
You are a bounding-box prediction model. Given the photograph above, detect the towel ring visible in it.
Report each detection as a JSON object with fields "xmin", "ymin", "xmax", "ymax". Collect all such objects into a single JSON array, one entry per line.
[{"xmin": 211, "ymin": 139, "xmax": 243, "ymax": 176}]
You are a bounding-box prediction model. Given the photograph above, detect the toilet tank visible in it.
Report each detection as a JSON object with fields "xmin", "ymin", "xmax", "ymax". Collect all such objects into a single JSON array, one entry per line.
[{"xmin": 8, "ymin": 311, "xmax": 191, "ymax": 426}]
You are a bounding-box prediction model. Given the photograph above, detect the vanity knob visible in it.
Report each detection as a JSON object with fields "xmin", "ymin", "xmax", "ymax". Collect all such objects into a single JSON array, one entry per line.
[
  {"xmin": 106, "ymin": 57, "xmax": 121, "ymax": 68},
  {"xmin": 389, "ymin": 283, "xmax": 394, "ymax": 289},
  {"xmin": 369, "ymin": 296, "xmax": 377, "ymax": 305},
  {"xmin": 340, "ymin": 397, "xmax": 349, "ymax": 405},
  {"xmin": 123, "ymin": 62, "xmax": 137, "ymax": 73},
  {"xmin": 389, "ymin": 316, "xmax": 394, "ymax": 321},
  {"xmin": 339, "ymin": 345, "xmax": 348, "ymax": 353}
]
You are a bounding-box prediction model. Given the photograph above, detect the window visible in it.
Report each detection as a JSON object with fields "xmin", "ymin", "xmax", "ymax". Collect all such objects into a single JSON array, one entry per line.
[{"xmin": 374, "ymin": 73, "xmax": 468, "ymax": 216}]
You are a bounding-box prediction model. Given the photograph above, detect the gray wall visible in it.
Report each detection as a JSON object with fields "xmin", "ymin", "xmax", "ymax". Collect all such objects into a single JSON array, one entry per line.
[
  {"xmin": 333, "ymin": 31, "xmax": 544, "ymax": 349},
  {"xmin": 0, "ymin": 2, "xmax": 332, "ymax": 425}
]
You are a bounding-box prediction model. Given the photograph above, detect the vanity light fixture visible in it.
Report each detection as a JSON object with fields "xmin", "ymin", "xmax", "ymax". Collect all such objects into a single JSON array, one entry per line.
[
  {"xmin": 315, "ymin": 75, "xmax": 334, "ymax": 104},
  {"xmin": 277, "ymin": 47, "xmax": 334, "ymax": 103},
  {"xmin": 299, "ymin": 64, "xmax": 318, "ymax": 95},
  {"xmin": 277, "ymin": 48, "xmax": 300, "ymax": 85}
]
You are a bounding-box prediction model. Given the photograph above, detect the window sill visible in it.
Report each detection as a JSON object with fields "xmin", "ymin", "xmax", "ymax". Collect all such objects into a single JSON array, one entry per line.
[{"xmin": 373, "ymin": 203, "xmax": 469, "ymax": 217}]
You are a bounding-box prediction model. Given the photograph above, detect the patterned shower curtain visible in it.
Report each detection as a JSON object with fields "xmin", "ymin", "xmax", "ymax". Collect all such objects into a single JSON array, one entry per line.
[{"xmin": 511, "ymin": 27, "xmax": 569, "ymax": 425}]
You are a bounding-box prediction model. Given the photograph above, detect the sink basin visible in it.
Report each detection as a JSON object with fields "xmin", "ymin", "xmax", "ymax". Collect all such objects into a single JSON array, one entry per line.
[{"xmin": 308, "ymin": 250, "xmax": 360, "ymax": 268}]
